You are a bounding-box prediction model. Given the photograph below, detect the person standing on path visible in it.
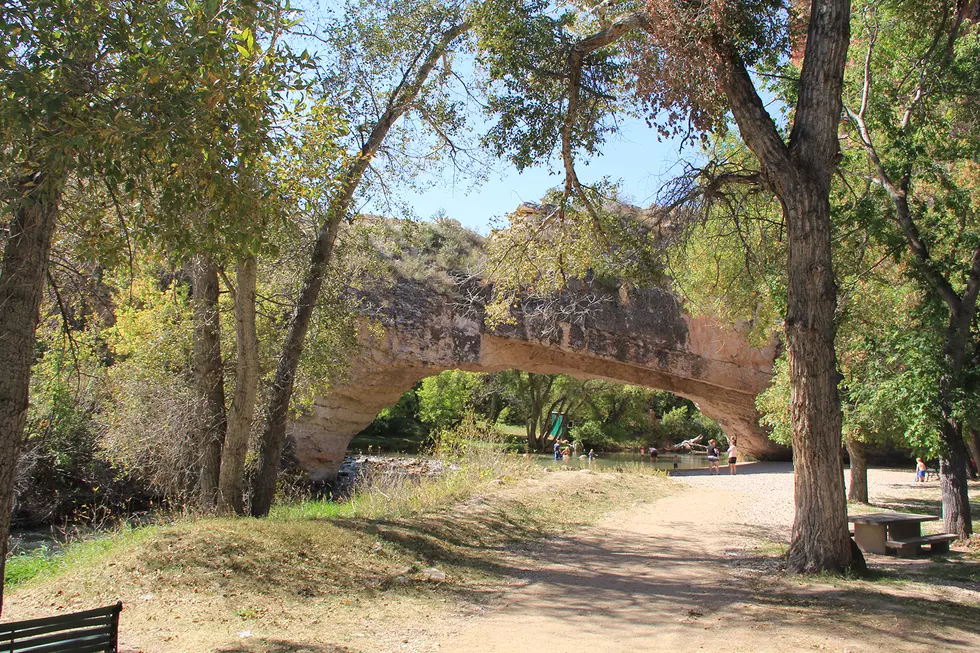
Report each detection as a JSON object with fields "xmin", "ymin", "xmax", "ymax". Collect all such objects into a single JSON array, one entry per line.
[
  {"xmin": 706, "ymin": 439, "xmax": 721, "ymax": 474},
  {"xmin": 727, "ymin": 440, "xmax": 738, "ymax": 475}
]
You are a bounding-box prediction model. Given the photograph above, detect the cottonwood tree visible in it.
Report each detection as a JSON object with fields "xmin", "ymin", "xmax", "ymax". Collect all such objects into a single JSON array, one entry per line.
[
  {"xmin": 0, "ymin": 0, "xmax": 283, "ymax": 612},
  {"xmin": 840, "ymin": 0, "xmax": 980, "ymax": 536},
  {"xmin": 515, "ymin": 373, "xmax": 590, "ymax": 451},
  {"xmin": 249, "ymin": 0, "xmax": 475, "ymax": 516},
  {"xmin": 475, "ymin": 0, "xmax": 855, "ymax": 572}
]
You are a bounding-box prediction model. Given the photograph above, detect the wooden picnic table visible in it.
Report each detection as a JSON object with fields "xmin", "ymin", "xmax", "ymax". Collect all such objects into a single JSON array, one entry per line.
[{"xmin": 848, "ymin": 512, "xmax": 940, "ymax": 555}]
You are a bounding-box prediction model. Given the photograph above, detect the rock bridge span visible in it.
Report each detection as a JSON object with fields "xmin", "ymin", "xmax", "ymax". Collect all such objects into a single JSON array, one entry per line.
[{"xmin": 288, "ymin": 278, "xmax": 785, "ymax": 482}]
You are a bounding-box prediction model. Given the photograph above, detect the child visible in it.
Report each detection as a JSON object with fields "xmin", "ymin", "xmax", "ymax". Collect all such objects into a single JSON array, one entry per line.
[
  {"xmin": 672, "ymin": 455, "xmax": 679, "ymax": 471},
  {"xmin": 915, "ymin": 457, "xmax": 927, "ymax": 483},
  {"xmin": 706, "ymin": 439, "xmax": 721, "ymax": 474}
]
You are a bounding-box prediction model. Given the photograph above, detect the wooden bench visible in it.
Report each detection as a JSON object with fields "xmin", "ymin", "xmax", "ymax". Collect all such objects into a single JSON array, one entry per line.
[
  {"xmin": 886, "ymin": 533, "xmax": 958, "ymax": 558},
  {"xmin": 0, "ymin": 602, "xmax": 122, "ymax": 652}
]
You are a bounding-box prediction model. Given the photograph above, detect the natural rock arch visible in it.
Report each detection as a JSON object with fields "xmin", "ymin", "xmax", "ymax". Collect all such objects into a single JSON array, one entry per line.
[{"xmin": 288, "ymin": 277, "xmax": 785, "ymax": 482}]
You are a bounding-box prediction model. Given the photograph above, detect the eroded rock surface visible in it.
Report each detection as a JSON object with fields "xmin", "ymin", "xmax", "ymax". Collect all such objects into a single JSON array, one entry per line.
[{"xmin": 289, "ymin": 277, "xmax": 784, "ymax": 482}]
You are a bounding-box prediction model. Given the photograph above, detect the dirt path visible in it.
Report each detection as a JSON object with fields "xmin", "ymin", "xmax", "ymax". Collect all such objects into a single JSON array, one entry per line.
[{"xmin": 399, "ymin": 464, "xmax": 980, "ymax": 653}]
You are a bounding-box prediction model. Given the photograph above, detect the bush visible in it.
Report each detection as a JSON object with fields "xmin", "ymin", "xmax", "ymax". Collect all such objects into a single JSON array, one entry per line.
[
  {"xmin": 15, "ymin": 323, "xmax": 145, "ymax": 526},
  {"xmin": 660, "ymin": 406, "xmax": 723, "ymax": 444},
  {"xmin": 569, "ymin": 421, "xmax": 613, "ymax": 451},
  {"xmin": 416, "ymin": 370, "xmax": 479, "ymax": 428}
]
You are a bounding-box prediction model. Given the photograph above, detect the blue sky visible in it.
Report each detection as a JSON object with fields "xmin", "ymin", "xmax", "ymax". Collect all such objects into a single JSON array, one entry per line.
[{"xmin": 390, "ymin": 115, "xmax": 696, "ymax": 234}]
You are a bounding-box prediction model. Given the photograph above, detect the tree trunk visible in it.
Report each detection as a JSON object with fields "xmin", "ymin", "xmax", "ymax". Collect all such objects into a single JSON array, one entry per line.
[
  {"xmin": 526, "ymin": 418, "xmax": 538, "ymax": 453},
  {"xmin": 218, "ymin": 258, "xmax": 259, "ymax": 515},
  {"xmin": 488, "ymin": 392, "xmax": 500, "ymax": 424},
  {"xmin": 939, "ymin": 421, "xmax": 973, "ymax": 537},
  {"xmin": 710, "ymin": 0, "xmax": 853, "ymax": 573},
  {"xmin": 966, "ymin": 429, "xmax": 980, "ymax": 480},
  {"xmin": 783, "ymin": 187, "xmax": 852, "ymax": 574},
  {"xmin": 248, "ymin": 21, "xmax": 470, "ymax": 517},
  {"xmin": 0, "ymin": 174, "xmax": 63, "ymax": 617},
  {"xmin": 191, "ymin": 254, "xmax": 226, "ymax": 510},
  {"xmin": 845, "ymin": 437, "xmax": 868, "ymax": 504}
]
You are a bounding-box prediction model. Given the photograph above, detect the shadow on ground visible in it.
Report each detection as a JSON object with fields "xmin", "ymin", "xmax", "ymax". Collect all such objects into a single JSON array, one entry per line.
[
  {"xmin": 216, "ymin": 639, "xmax": 360, "ymax": 653},
  {"xmin": 338, "ymin": 501, "xmax": 979, "ymax": 649}
]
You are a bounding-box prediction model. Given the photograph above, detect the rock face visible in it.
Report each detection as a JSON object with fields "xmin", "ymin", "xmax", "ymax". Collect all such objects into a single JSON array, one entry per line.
[{"xmin": 288, "ymin": 277, "xmax": 785, "ymax": 482}]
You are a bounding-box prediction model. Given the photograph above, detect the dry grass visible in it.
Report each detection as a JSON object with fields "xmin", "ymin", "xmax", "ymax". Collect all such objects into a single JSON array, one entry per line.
[{"xmin": 3, "ymin": 440, "xmax": 670, "ymax": 653}]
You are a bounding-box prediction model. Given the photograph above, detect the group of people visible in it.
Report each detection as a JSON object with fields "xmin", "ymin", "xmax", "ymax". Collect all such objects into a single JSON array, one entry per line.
[
  {"xmin": 705, "ymin": 438, "xmax": 738, "ymax": 475},
  {"xmin": 553, "ymin": 439, "xmax": 574, "ymax": 461},
  {"xmin": 553, "ymin": 439, "xmax": 598, "ymax": 466},
  {"xmin": 551, "ymin": 438, "xmax": 740, "ymax": 473}
]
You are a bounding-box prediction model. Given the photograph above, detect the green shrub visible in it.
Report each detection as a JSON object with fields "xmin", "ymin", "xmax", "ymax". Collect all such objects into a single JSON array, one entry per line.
[
  {"xmin": 660, "ymin": 406, "xmax": 723, "ymax": 444},
  {"xmin": 570, "ymin": 421, "xmax": 612, "ymax": 450}
]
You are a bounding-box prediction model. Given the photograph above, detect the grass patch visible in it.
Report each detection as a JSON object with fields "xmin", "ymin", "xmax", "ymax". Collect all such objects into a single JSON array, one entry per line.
[
  {"xmin": 6, "ymin": 419, "xmax": 669, "ymax": 642},
  {"xmin": 754, "ymin": 540, "xmax": 789, "ymax": 558},
  {"xmin": 5, "ymin": 525, "xmax": 155, "ymax": 589}
]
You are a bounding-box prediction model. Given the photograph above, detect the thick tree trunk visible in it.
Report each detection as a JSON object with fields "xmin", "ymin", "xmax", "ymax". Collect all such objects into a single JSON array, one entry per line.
[
  {"xmin": 191, "ymin": 254, "xmax": 226, "ymax": 510},
  {"xmin": 783, "ymin": 188, "xmax": 852, "ymax": 574},
  {"xmin": 710, "ymin": 0, "xmax": 853, "ymax": 573},
  {"xmin": 939, "ymin": 421, "xmax": 973, "ymax": 537},
  {"xmin": 218, "ymin": 258, "xmax": 259, "ymax": 515},
  {"xmin": 932, "ymin": 303, "xmax": 976, "ymax": 536},
  {"xmin": 845, "ymin": 437, "xmax": 868, "ymax": 504},
  {"xmin": 248, "ymin": 21, "xmax": 470, "ymax": 517},
  {"xmin": 0, "ymin": 175, "xmax": 62, "ymax": 617}
]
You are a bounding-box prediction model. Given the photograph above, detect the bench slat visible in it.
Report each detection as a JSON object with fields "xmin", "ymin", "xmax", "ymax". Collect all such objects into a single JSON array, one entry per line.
[
  {"xmin": 5, "ymin": 615, "xmax": 114, "ymax": 640},
  {"xmin": 0, "ymin": 604, "xmax": 119, "ymax": 635},
  {"xmin": 10, "ymin": 633, "xmax": 113, "ymax": 653},
  {"xmin": 888, "ymin": 533, "xmax": 958, "ymax": 546},
  {"xmin": 8, "ymin": 625, "xmax": 113, "ymax": 651},
  {"xmin": 0, "ymin": 602, "xmax": 121, "ymax": 653},
  {"xmin": 13, "ymin": 636, "xmax": 115, "ymax": 653}
]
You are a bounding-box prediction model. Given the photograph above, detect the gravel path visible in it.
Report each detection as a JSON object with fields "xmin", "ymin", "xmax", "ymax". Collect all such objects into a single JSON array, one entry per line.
[
  {"xmin": 411, "ymin": 463, "xmax": 980, "ymax": 653},
  {"xmin": 676, "ymin": 461, "xmax": 952, "ymax": 543}
]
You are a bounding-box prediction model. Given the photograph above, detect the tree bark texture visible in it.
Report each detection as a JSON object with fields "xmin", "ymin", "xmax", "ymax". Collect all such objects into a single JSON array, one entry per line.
[
  {"xmin": 218, "ymin": 258, "xmax": 259, "ymax": 516},
  {"xmin": 249, "ymin": 21, "xmax": 471, "ymax": 516},
  {"xmin": 782, "ymin": 190, "xmax": 852, "ymax": 573},
  {"xmin": 191, "ymin": 254, "xmax": 227, "ymax": 510},
  {"xmin": 0, "ymin": 175, "xmax": 62, "ymax": 617},
  {"xmin": 845, "ymin": 437, "xmax": 868, "ymax": 504},
  {"xmin": 939, "ymin": 422, "xmax": 973, "ymax": 537}
]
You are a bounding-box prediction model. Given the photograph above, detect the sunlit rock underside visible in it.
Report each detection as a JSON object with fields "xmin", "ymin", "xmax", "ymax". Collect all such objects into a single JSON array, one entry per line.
[{"xmin": 288, "ymin": 275, "xmax": 784, "ymax": 482}]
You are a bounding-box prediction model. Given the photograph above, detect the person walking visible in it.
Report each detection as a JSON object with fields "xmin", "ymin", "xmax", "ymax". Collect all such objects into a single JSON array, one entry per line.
[
  {"xmin": 706, "ymin": 439, "xmax": 721, "ymax": 474},
  {"xmin": 727, "ymin": 439, "xmax": 738, "ymax": 475}
]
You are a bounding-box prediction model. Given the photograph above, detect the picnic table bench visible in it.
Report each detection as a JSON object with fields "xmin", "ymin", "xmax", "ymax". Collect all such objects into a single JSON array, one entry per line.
[
  {"xmin": 849, "ymin": 512, "xmax": 955, "ymax": 557},
  {"xmin": 0, "ymin": 602, "xmax": 122, "ymax": 652}
]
